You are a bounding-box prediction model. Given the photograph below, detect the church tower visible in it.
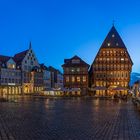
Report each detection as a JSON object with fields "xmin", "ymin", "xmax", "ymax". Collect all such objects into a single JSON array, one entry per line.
[{"xmin": 89, "ymin": 26, "xmax": 133, "ymax": 96}]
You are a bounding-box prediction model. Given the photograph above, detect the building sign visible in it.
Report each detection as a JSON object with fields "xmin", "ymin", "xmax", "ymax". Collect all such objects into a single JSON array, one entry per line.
[{"xmin": 8, "ymin": 83, "xmax": 16, "ymax": 86}]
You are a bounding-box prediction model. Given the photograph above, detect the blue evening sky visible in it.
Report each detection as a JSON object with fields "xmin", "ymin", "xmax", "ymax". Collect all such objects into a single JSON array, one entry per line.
[{"xmin": 0, "ymin": 0, "xmax": 140, "ymax": 72}]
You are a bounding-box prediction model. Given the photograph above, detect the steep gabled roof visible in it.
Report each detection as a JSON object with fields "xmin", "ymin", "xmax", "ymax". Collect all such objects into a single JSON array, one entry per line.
[
  {"xmin": 100, "ymin": 26, "xmax": 126, "ymax": 49},
  {"xmin": 62, "ymin": 55, "xmax": 90, "ymax": 67},
  {"xmin": 0, "ymin": 55, "xmax": 11, "ymax": 63},
  {"xmin": 0, "ymin": 55, "xmax": 14, "ymax": 68},
  {"xmin": 40, "ymin": 63, "xmax": 48, "ymax": 70},
  {"xmin": 89, "ymin": 26, "xmax": 133, "ymax": 72},
  {"xmin": 13, "ymin": 49, "xmax": 29, "ymax": 65}
]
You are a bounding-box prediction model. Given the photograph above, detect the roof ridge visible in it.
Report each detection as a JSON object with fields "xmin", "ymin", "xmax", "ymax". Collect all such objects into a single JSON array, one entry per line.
[{"xmin": 100, "ymin": 26, "xmax": 126, "ymax": 49}]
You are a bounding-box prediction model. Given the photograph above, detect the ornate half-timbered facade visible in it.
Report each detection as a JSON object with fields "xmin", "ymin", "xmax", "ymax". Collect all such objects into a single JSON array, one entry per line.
[
  {"xmin": 62, "ymin": 55, "xmax": 89, "ymax": 90},
  {"xmin": 89, "ymin": 26, "xmax": 133, "ymax": 96}
]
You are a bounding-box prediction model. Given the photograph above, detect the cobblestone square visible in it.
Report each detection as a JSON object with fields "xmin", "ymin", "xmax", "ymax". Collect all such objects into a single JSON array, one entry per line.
[{"xmin": 1, "ymin": 97, "xmax": 140, "ymax": 140}]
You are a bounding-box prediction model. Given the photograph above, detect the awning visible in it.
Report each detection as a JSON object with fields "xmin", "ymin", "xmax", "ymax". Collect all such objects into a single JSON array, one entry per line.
[
  {"xmin": 113, "ymin": 87, "xmax": 128, "ymax": 91},
  {"xmin": 91, "ymin": 86, "xmax": 107, "ymax": 91}
]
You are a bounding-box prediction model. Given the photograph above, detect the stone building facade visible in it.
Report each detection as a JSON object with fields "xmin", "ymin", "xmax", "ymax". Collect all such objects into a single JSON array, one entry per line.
[
  {"xmin": 0, "ymin": 56, "xmax": 21, "ymax": 97},
  {"xmin": 14, "ymin": 42, "xmax": 40, "ymax": 94},
  {"xmin": 48, "ymin": 66, "xmax": 63, "ymax": 89},
  {"xmin": 31, "ymin": 66, "xmax": 44, "ymax": 93},
  {"xmin": 40, "ymin": 64, "xmax": 51, "ymax": 90}
]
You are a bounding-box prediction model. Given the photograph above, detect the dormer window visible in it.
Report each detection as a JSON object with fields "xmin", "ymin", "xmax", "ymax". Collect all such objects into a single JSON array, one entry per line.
[
  {"xmin": 7, "ymin": 64, "xmax": 15, "ymax": 69},
  {"xmin": 116, "ymin": 43, "xmax": 119, "ymax": 46},
  {"xmin": 112, "ymin": 34, "xmax": 115, "ymax": 38},
  {"xmin": 72, "ymin": 59, "xmax": 80, "ymax": 64},
  {"xmin": 107, "ymin": 43, "xmax": 111, "ymax": 46}
]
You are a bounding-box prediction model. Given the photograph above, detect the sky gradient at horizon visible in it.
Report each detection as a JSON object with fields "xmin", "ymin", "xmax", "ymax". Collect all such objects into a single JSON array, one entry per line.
[{"xmin": 0, "ymin": 0, "xmax": 140, "ymax": 72}]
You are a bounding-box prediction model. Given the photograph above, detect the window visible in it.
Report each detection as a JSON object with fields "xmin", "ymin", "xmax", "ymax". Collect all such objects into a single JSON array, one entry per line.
[
  {"xmin": 66, "ymin": 76, "xmax": 69, "ymax": 82},
  {"xmin": 72, "ymin": 59, "xmax": 80, "ymax": 64},
  {"xmin": 107, "ymin": 58, "xmax": 110, "ymax": 61},
  {"xmin": 7, "ymin": 64, "xmax": 15, "ymax": 69},
  {"xmin": 83, "ymin": 76, "xmax": 86, "ymax": 82},
  {"xmin": 71, "ymin": 68, "xmax": 74, "ymax": 72},
  {"xmin": 112, "ymin": 34, "xmax": 115, "ymax": 37},
  {"xmin": 77, "ymin": 76, "xmax": 80, "ymax": 82},
  {"xmin": 76, "ymin": 68, "xmax": 80, "ymax": 72},
  {"xmin": 31, "ymin": 61, "xmax": 33, "ymax": 65},
  {"xmin": 72, "ymin": 76, "xmax": 75, "ymax": 82},
  {"xmin": 107, "ymin": 43, "xmax": 110, "ymax": 46}
]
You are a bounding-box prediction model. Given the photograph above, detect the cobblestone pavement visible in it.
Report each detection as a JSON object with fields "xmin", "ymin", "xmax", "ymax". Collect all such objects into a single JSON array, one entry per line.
[{"xmin": 1, "ymin": 97, "xmax": 140, "ymax": 140}]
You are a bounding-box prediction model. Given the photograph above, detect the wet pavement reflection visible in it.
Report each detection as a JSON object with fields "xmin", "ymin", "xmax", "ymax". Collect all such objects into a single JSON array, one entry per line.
[{"xmin": 0, "ymin": 97, "xmax": 140, "ymax": 140}]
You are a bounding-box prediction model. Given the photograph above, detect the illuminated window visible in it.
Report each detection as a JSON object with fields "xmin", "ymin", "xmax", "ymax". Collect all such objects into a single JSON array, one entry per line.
[
  {"xmin": 121, "ymin": 58, "xmax": 124, "ymax": 61},
  {"xmin": 112, "ymin": 34, "xmax": 115, "ymax": 37},
  {"xmin": 71, "ymin": 68, "xmax": 74, "ymax": 72},
  {"xmin": 77, "ymin": 76, "xmax": 80, "ymax": 82},
  {"xmin": 66, "ymin": 76, "xmax": 69, "ymax": 82},
  {"xmin": 76, "ymin": 68, "xmax": 80, "ymax": 72},
  {"xmin": 8, "ymin": 64, "xmax": 15, "ymax": 69},
  {"xmin": 83, "ymin": 76, "xmax": 86, "ymax": 82},
  {"xmin": 72, "ymin": 76, "xmax": 75, "ymax": 82},
  {"xmin": 108, "ymin": 43, "xmax": 111, "ymax": 46}
]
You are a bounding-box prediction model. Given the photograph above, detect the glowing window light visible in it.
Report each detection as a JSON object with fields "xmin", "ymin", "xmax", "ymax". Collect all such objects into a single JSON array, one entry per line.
[
  {"xmin": 108, "ymin": 43, "xmax": 111, "ymax": 46},
  {"xmin": 112, "ymin": 34, "xmax": 115, "ymax": 37}
]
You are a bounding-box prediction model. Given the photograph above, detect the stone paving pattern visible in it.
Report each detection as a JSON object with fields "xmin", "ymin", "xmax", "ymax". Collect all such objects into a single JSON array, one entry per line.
[{"xmin": 1, "ymin": 97, "xmax": 140, "ymax": 140}]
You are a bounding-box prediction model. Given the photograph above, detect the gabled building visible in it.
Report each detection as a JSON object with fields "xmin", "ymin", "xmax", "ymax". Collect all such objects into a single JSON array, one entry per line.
[
  {"xmin": 89, "ymin": 26, "xmax": 133, "ymax": 96},
  {"xmin": 31, "ymin": 66, "xmax": 44, "ymax": 93},
  {"xmin": 62, "ymin": 55, "xmax": 90, "ymax": 91},
  {"xmin": 132, "ymin": 80, "xmax": 140, "ymax": 97},
  {"xmin": 40, "ymin": 64, "xmax": 51, "ymax": 90},
  {"xmin": 48, "ymin": 66, "xmax": 63, "ymax": 89},
  {"xmin": 0, "ymin": 55, "xmax": 21, "ymax": 97},
  {"xmin": 14, "ymin": 42, "xmax": 40, "ymax": 94}
]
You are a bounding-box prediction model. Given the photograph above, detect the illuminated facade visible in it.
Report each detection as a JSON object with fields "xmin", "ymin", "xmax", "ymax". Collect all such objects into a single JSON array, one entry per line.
[
  {"xmin": 0, "ymin": 56, "xmax": 21, "ymax": 98},
  {"xmin": 62, "ymin": 55, "xmax": 89, "ymax": 94},
  {"xmin": 89, "ymin": 26, "xmax": 133, "ymax": 96},
  {"xmin": 0, "ymin": 42, "xmax": 63, "ymax": 97},
  {"xmin": 14, "ymin": 42, "xmax": 41, "ymax": 94},
  {"xmin": 132, "ymin": 80, "xmax": 140, "ymax": 97}
]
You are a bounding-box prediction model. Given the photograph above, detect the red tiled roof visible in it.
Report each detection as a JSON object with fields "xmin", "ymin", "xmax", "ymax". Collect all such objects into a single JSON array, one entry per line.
[
  {"xmin": 13, "ymin": 49, "xmax": 28, "ymax": 65},
  {"xmin": 0, "ymin": 55, "xmax": 11, "ymax": 63}
]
